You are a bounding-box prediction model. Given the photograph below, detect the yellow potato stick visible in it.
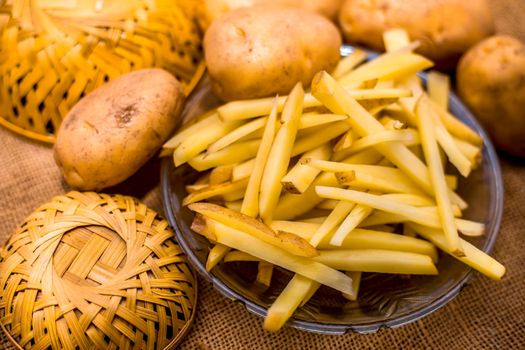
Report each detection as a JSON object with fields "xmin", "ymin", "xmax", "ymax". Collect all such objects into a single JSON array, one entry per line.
[
  {"xmin": 241, "ymin": 97, "xmax": 279, "ymax": 217},
  {"xmin": 224, "ymin": 200, "xmax": 243, "ymax": 211},
  {"xmin": 188, "ymin": 139, "xmax": 261, "ymax": 171},
  {"xmin": 416, "ymin": 97, "xmax": 463, "ymax": 256},
  {"xmin": 359, "ymin": 98, "xmax": 399, "ymax": 115},
  {"xmin": 454, "ymin": 137, "xmax": 482, "ymax": 168},
  {"xmin": 260, "ymin": 84, "xmax": 304, "ymax": 222},
  {"xmin": 315, "ymin": 187, "xmax": 482, "ymax": 235},
  {"xmin": 163, "ymin": 110, "xmax": 219, "ymax": 150},
  {"xmin": 205, "ymin": 220, "xmax": 354, "ymax": 295},
  {"xmin": 332, "ymin": 146, "xmax": 384, "ymax": 163},
  {"xmin": 330, "ymin": 203, "xmax": 373, "ymax": 246},
  {"xmin": 430, "ymin": 100, "xmax": 482, "ymax": 146},
  {"xmin": 282, "ymin": 144, "xmax": 332, "ymax": 194},
  {"xmin": 207, "ymin": 116, "xmax": 268, "ymax": 153},
  {"xmin": 313, "ymin": 249, "xmax": 438, "ymax": 275},
  {"xmin": 221, "ymin": 187, "xmax": 247, "ymax": 202},
  {"xmin": 206, "ymin": 244, "xmax": 231, "ymax": 271},
  {"xmin": 209, "ymin": 165, "xmax": 234, "ymax": 185},
  {"xmin": 299, "ymin": 278, "xmax": 321, "ymax": 307},
  {"xmin": 383, "ymin": 28, "xmax": 412, "ymax": 52},
  {"xmin": 333, "ymin": 131, "xmax": 355, "ymax": 152},
  {"xmin": 427, "ymin": 71, "xmax": 450, "ymax": 110},
  {"xmin": 381, "ymin": 193, "xmax": 435, "ymax": 207},
  {"xmin": 311, "ymin": 71, "xmax": 433, "ymax": 194},
  {"xmin": 263, "ymin": 275, "xmax": 321, "ymax": 332},
  {"xmin": 309, "ymin": 201, "xmax": 356, "ymax": 248},
  {"xmin": 298, "ymin": 113, "xmax": 348, "ymax": 129},
  {"xmin": 182, "ymin": 178, "xmax": 249, "ymax": 206},
  {"xmin": 301, "ymin": 217, "xmax": 328, "ymax": 224},
  {"xmin": 408, "ymin": 223, "xmax": 505, "ymax": 280},
  {"xmin": 337, "ymin": 129, "xmax": 421, "ymax": 156},
  {"xmin": 291, "ymin": 121, "xmax": 351, "ymax": 157},
  {"xmin": 189, "ymin": 203, "xmax": 318, "ymax": 257},
  {"xmin": 317, "ymin": 199, "xmax": 339, "ymax": 210},
  {"xmin": 256, "ymin": 262, "xmax": 274, "ymax": 287},
  {"xmin": 185, "ymin": 183, "xmax": 208, "ymax": 193},
  {"xmin": 342, "ymin": 271, "xmax": 362, "ymax": 301},
  {"xmin": 380, "ymin": 116, "xmax": 408, "ymax": 130},
  {"xmin": 338, "ymin": 52, "xmax": 433, "ymax": 87},
  {"xmin": 174, "ymin": 118, "xmax": 242, "ymax": 166},
  {"xmin": 449, "ymin": 190, "xmax": 468, "ymax": 210},
  {"xmin": 269, "ymin": 221, "xmax": 318, "ymax": 240},
  {"xmin": 232, "ymin": 158, "xmax": 255, "ymax": 181},
  {"xmin": 217, "ymin": 89, "xmax": 412, "ymax": 121},
  {"xmin": 332, "ymin": 48, "xmax": 368, "ymax": 79},
  {"xmin": 223, "ymin": 250, "xmax": 260, "ymax": 263}
]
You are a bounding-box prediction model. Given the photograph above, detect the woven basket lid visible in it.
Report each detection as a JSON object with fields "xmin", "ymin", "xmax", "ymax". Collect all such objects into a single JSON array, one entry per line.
[
  {"xmin": 0, "ymin": 191, "xmax": 197, "ymax": 349},
  {"xmin": 0, "ymin": 0, "xmax": 204, "ymax": 143}
]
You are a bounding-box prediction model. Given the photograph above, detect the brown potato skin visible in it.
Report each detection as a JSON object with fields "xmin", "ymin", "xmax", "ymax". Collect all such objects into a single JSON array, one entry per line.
[
  {"xmin": 199, "ymin": 0, "xmax": 343, "ymax": 29},
  {"xmin": 457, "ymin": 35, "xmax": 525, "ymax": 157},
  {"xmin": 338, "ymin": 0, "xmax": 495, "ymax": 67},
  {"xmin": 204, "ymin": 7, "xmax": 342, "ymax": 101},
  {"xmin": 54, "ymin": 69, "xmax": 185, "ymax": 190}
]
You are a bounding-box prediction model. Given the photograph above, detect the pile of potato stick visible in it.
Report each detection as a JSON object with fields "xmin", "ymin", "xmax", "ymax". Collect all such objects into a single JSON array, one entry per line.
[{"xmin": 163, "ymin": 29, "xmax": 505, "ymax": 332}]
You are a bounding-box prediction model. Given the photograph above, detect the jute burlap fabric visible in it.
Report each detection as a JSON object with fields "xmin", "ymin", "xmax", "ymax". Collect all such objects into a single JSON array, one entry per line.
[{"xmin": 1, "ymin": 1, "xmax": 524, "ymax": 348}]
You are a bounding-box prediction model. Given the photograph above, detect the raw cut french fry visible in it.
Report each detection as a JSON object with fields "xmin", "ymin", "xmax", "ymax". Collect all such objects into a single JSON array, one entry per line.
[
  {"xmin": 232, "ymin": 158, "xmax": 255, "ymax": 181},
  {"xmin": 416, "ymin": 97, "xmax": 463, "ymax": 256},
  {"xmin": 408, "ymin": 224, "xmax": 505, "ymax": 280},
  {"xmin": 330, "ymin": 203, "xmax": 373, "ymax": 246},
  {"xmin": 182, "ymin": 178, "xmax": 249, "ymax": 206},
  {"xmin": 241, "ymin": 97, "xmax": 279, "ymax": 217},
  {"xmin": 332, "ymin": 48, "xmax": 368, "ymax": 79},
  {"xmin": 381, "ymin": 193, "xmax": 435, "ymax": 207},
  {"xmin": 430, "ymin": 100, "xmax": 482, "ymax": 146},
  {"xmin": 380, "ymin": 116, "xmax": 407, "ymax": 130},
  {"xmin": 185, "ymin": 183, "xmax": 208, "ymax": 193},
  {"xmin": 342, "ymin": 271, "xmax": 362, "ymax": 301},
  {"xmin": 163, "ymin": 110, "xmax": 219, "ymax": 150},
  {"xmin": 188, "ymin": 139, "xmax": 261, "ymax": 171},
  {"xmin": 256, "ymin": 262, "xmax": 274, "ymax": 287},
  {"xmin": 209, "ymin": 165, "xmax": 234, "ymax": 185},
  {"xmin": 313, "ymin": 249, "xmax": 438, "ymax": 275},
  {"xmin": 334, "ymin": 129, "xmax": 421, "ymax": 157},
  {"xmin": 383, "ymin": 28, "xmax": 412, "ymax": 52},
  {"xmin": 224, "ymin": 250, "xmax": 260, "ymax": 262},
  {"xmin": 263, "ymin": 275, "xmax": 321, "ymax": 332},
  {"xmin": 311, "ymin": 71, "xmax": 433, "ymax": 194},
  {"xmin": 189, "ymin": 203, "xmax": 318, "ymax": 257},
  {"xmin": 224, "ymin": 200, "xmax": 242, "ymax": 211},
  {"xmin": 298, "ymin": 113, "xmax": 348, "ymax": 129},
  {"xmin": 259, "ymin": 84, "xmax": 304, "ymax": 222},
  {"xmin": 454, "ymin": 137, "xmax": 482, "ymax": 168},
  {"xmin": 301, "ymin": 217, "xmax": 328, "ymax": 224},
  {"xmin": 309, "ymin": 201, "xmax": 356, "ymax": 247},
  {"xmin": 206, "ymin": 244, "xmax": 231, "ymax": 271},
  {"xmin": 317, "ymin": 199, "xmax": 339, "ymax": 210},
  {"xmin": 282, "ymin": 144, "xmax": 332, "ymax": 194},
  {"xmin": 427, "ymin": 71, "xmax": 450, "ymax": 110},
  {"xmin": 333, "ymin": 131, "xmax": 354, "ymax": 152},
  {"xmin": 207, "ymin": 116, "xmax": 268, "ymax": 153},
  {"xmin": 291, "ymin": 121, "xmax": 351, "ymax": 157},
  {"xmin": 269, "ymin": 221, "xmax": 318, "ymax": 240},
  {"xmin": 205, "ymin": 220, "xmax": 354, "ymax": 294},
  {"xmin": 358, "ymin": 98, "xmax": 399, "ymax": 115}
]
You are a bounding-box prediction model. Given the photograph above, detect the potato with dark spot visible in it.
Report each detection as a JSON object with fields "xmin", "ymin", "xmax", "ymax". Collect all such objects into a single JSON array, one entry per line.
[
  {"xmin": 457, "ymin": 35, "xmax": 525, "ymax": 157},
  {"xmin": 204, "ymin": 7, "xmax": 342, "ymax": 101},
  {"xmin": 54, "ymin": 69, "xmax": 185, "ymax": 190},
  {"xmin": 338, "ymin": 0, "xmax": 495, "ymax": 67}
]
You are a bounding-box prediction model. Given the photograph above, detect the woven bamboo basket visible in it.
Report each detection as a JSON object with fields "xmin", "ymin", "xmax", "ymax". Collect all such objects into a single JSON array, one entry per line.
[
  {"xmin": 0, "ymin": 0, "xmax": 204, "ymax": 143},
  {"xmin": 0, "ymin": 191, "xmax": 197, "ymax": 350}
]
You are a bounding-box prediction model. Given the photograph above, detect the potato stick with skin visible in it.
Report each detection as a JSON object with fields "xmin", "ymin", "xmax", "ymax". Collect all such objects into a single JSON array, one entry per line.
[
  {"xmin": 209, "ymin": 165, "xmax": 234, "ymax": 185},
  {"xmin": 232, "ymin": 158, "xmax": 255, "ymax": 181},
  {"xmin": 298, "ymin": 113, "xmax": 348, "ymax": 129},
  {"xmin": 217, "ymin": 88, "xmax": 412, "ymax": 121},
  {"xmin": 291, "ymin": 121, "xmax": 351, "ymax": 157},
  {"xmin": 343, "ymin": 272, "xmax": 362, "ymax": 301},
  {"xmin": 430, "ymin": 100, "xmax": 482, "ymax": 146},
  {"xmin": 427, "ymin": 71, "xmax": 450, "ymax": 110},
  {"xmin": 269, "ymin": 221, "xmax": 319, "ymax": 240},
  {"xmin": 241, "ymin": 97, "xmax": 279, "ymax": 218},
  {"xmin": 333, "ymin": 131, "xmax": 354, "ymax": 152},
  {"xmin": 264, "ymin": 275, "xmax": 322, "ymax": 332},
  {"xmin": 274, "ymin": 149, "xmax": 383, "ymax": 220},
  {"xmin": 207, "ymin": 116, "xmax": 268, "ymax": 153},
  {"xmin": 416, "ymin": 97, "xmax": 463, "ymax": 256},
  {"xmin": 311, "ymin": 71, "xmax": 433, "ymax": 195},
  {"xmin": 314, "ymin": 249, "xmax": 437, "ymax": 275},
  {"xmin": 163, "ymin": 110, "xmax": 219, "ymax": 150},
  {"xmin": 174, "ymin": 118, "xmax": 242, "ymax": 166},
  {"xmin": 204, "ymin": 220, "xmax": 354, "ymax": 294},
  {"xmin": 282, "ymin": 144, "xmax": 332, "ymax": 194},
  {"xmin": 256, "ymin": 262, "xmax": 273, "ymax": 287},
  {"xmin": 260, "ymin": 84, "xmax": 305, "ymax": 223},
  {"xmin": 182, "ymin": 178, "xmax": 249, "ymax": 206},
  {"xmin": 332, "ymin": 49, "xmax": 368, "ymax": 79},
  {"xmin": 330, "ymin": 203, "xmax": 373, "ymax": 246},
  {"xmin": 206, "ymin": 244, "xmax": 231, "ymax": 271},
  {"xmin": 408, "ymin": 224, "xmax": 505, "ymax": 280},
  {"xmin": 309, "ymin": 201, "xmax": 356, "ymax": 248},
  {"xmin": 188, "ymin": 139, "xmax": 261, "ymax": 171},
  {"xmin": 189, "ymin": 203, "xmax": 317, "ymax": 257},
  {"xmin": 317, "ymin": 199, "xmax": 340, "ymax": 210},
  {"xmin": 316, "ymin": 187, "xmax": 482, "ymax": 234}
]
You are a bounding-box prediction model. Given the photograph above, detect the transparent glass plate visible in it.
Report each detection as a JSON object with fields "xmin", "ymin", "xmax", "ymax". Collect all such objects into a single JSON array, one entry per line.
[{"xmin": 161, "ymin": 46, "xmax": 504, "ymax": 334}]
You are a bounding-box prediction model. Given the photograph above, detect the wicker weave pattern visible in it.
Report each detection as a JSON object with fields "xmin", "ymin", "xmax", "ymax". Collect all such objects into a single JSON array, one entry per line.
[
  {"xmin": 0, "ymin": 191, "xmax": 196, "ymax": 350},
  {"xmin": 0, "ymin": 0, "xmax": 203, "ymax": 143}
]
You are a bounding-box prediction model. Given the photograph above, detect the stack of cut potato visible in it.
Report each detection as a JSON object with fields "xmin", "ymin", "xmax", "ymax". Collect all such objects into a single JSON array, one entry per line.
[{"xmin": 163, "ymin": 29, "xmax": 505, "ymax": 332}]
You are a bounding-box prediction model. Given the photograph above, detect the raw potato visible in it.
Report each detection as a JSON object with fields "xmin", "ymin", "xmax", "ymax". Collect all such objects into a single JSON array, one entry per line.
[
  {"xmin": 198, "ymin": 0, "xmax": 343, "ymax": 30},
  {"xmin": 54, "ymin": 69, "xmax": 185, "ymax": 190},
  {"xmin": 338, "ymin": 0, "xmax": 495, "ymax": 67},
  {"xmin": 204, "ymin": 7, "xmax": 342, "ymax": 101},
  {"xmin": 457, "ymin": 35, "xmax": 525, "ymax": 157}
]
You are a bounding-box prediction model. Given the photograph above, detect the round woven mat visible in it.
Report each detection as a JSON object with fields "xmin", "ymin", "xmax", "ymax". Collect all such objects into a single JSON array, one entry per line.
[{"xmin": 0, "ymin": 191, "xmax": 197, "ymax": 349}]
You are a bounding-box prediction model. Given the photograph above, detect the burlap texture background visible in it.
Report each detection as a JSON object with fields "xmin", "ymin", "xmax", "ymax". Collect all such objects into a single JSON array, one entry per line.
[{"xmin": 1, "ymin": 1, "xmax": 524, "ymax": 348}]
